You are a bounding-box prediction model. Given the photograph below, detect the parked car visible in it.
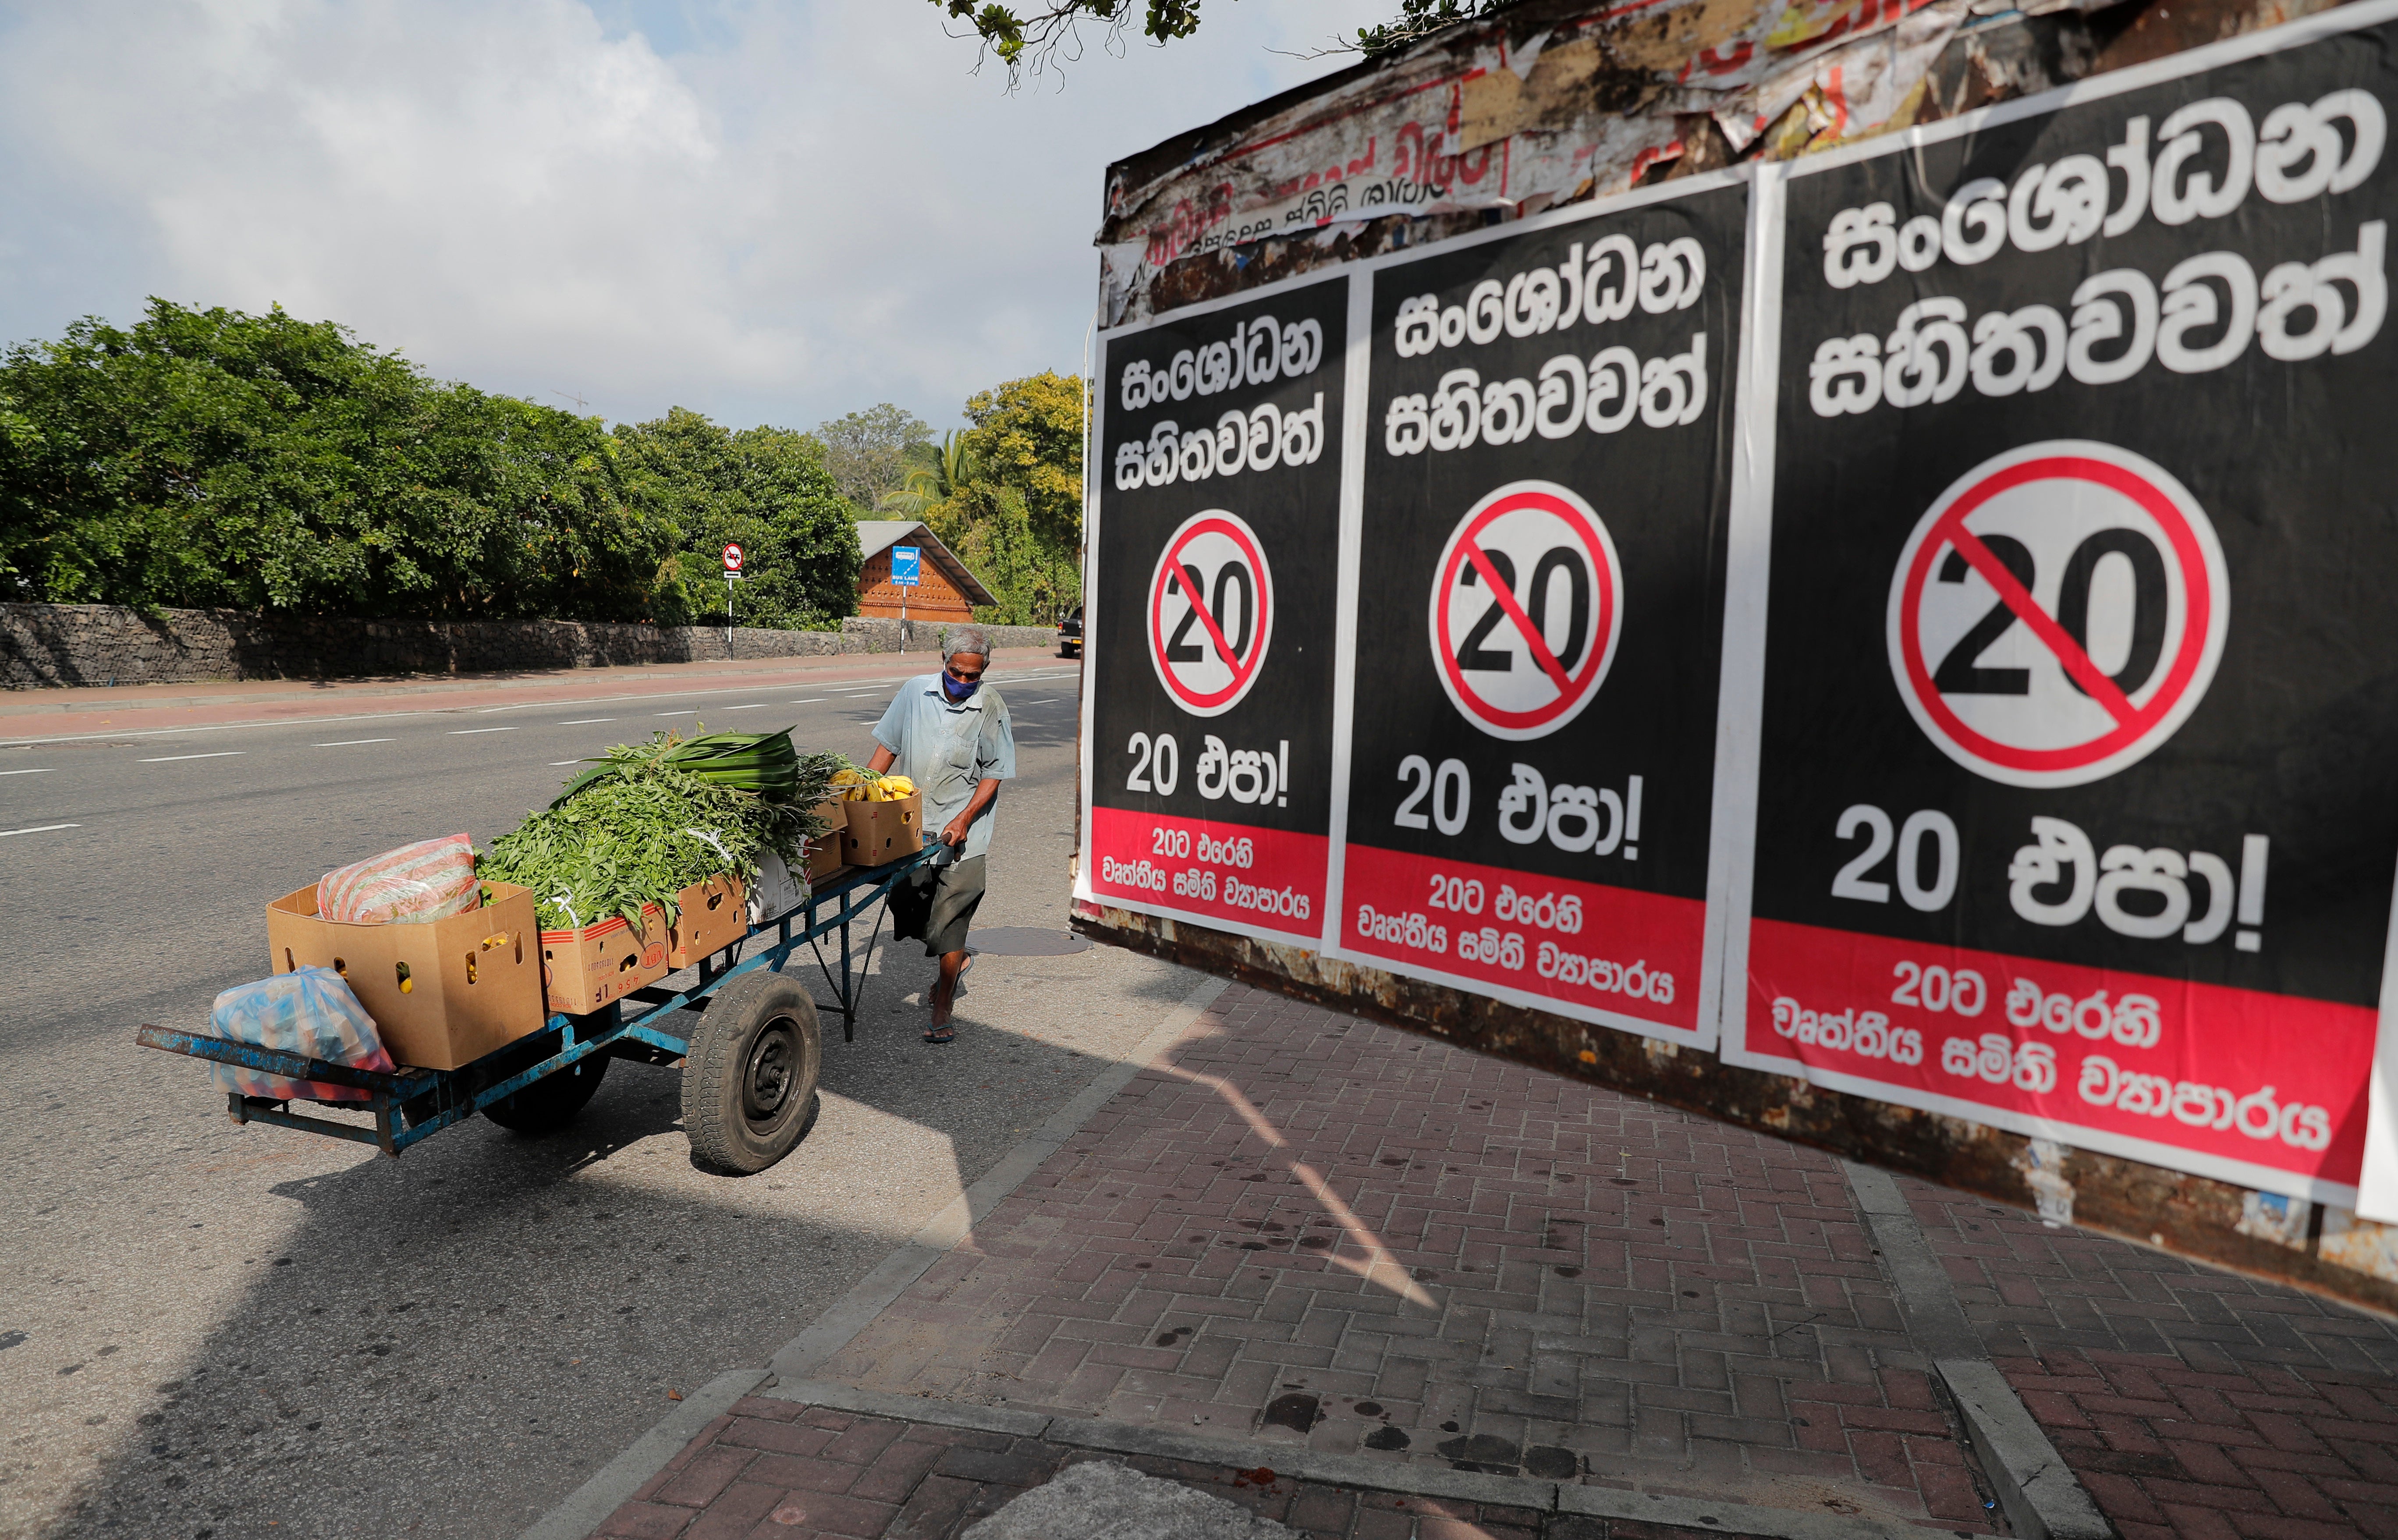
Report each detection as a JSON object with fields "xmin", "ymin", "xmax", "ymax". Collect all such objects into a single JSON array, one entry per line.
[{"xmin": 1057, "ymin": 604, "xmax": 1083, "ymax": 659}]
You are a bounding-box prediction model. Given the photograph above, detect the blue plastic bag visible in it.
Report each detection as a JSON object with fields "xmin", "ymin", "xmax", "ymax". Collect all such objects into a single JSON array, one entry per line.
[{"xmin": 209, "ymin": 966, "xmax": 394, "ymax": 1103}]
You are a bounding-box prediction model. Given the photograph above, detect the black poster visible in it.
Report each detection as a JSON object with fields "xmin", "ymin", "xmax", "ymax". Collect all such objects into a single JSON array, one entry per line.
[
  {"xmin": 1330, "ymin": 176, "xmax": 1749, "ymax": 1045},
  {"xmin": 1076, "ymin": 272, "xmax": 1350, "ymax": 943},
  {"xmin": 1721, "ymin": 12, "xmax": 2398, "ymax": 1202}
]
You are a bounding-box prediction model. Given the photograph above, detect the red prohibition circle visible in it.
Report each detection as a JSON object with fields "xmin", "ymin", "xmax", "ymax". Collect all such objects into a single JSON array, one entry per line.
[
  {"xmin": 1148, "ymin": 514, "xmax": 1272, "ymax": 713},
  {"xmin": 1894, "ymin": 454, "xmax": 2214, "ymax": 777},
  {"xmin": 1433, "ymin": 486, "xmax": 1619, "ymax": 735}
]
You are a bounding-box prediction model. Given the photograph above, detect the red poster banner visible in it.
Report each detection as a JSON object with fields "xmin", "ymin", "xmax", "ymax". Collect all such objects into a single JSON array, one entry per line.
[
  {"xmin": 1086, "ymin": 806, "xmax": 1325, "ymax": 941},
  {"xmin": 1340, "ymin": 844, "xmax": 1705, "ymax": 1034},
  {"xmin": 1742, "ymin": 919, "xmax": 2374, "ymax": 1189}
]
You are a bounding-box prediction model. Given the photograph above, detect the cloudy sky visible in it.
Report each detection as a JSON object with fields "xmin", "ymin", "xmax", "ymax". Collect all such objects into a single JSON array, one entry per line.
[{"xmin": 0, "ymin": 0, "xmax": 1392, "ymax": 434}]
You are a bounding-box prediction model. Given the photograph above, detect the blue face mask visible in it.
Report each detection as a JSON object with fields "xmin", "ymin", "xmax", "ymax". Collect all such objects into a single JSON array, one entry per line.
[{"xmin": 941, "ymin": 671, "xmax": 980, "ymax": 703}]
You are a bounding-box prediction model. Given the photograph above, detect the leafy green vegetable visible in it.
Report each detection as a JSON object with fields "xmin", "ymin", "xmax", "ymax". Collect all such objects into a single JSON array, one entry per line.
[
  {"xmin": 481, "ymin": 766, "xmax": 774, "ymax": 935},
  {"xmin": 553, "ymin": 726, "xmax": 804, "ymax": 807},
  {"xmin": 483, "ymin": 726, "xmax": 857, "ymax": 933}
]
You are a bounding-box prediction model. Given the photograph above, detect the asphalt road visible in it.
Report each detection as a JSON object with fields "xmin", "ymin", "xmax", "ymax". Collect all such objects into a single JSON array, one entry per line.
[{"xmin": 0, "ymin": 659, "xmax": 1203, "ymax": 1539}]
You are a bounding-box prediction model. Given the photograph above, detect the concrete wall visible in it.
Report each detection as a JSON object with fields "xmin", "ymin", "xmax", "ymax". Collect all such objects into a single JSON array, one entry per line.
[{"xmin": 0, "ymin": 604, "xmax": 1067, "ymax": 688}]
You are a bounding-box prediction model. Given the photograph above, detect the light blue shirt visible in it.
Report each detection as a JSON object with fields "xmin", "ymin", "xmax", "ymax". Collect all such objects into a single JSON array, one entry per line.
[{"xmin": 872, "ymin": 675, "xmax": 1016, "ymax": 862}]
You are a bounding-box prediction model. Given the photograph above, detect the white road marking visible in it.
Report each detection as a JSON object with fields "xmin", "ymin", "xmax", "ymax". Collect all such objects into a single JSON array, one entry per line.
[
  {"xmin": 723, "ymin": 703, "xmax": 769, "ymax": 710},
  {"xmin": 316, "ymin": 738, "xmax": 394, "ymax": 747},
  {"xmin": 141, "ymin": 751, "xmax": 245, "ymax": 763},
  {"xmin": 448, "ymin": 726, "xmax": 518, "ymax": 735},
  {"xmin": 0, "ymin": 823, "xmax": 79, "ymax": 838},
  {"xmin": 0, "ymin": 767, "xmax": 53, "ymax": 776},
  {"xmin": 656, "ymin": 709, "xmax": 697, "ymax": 716},
  {"xmin": 557, "ymin": 718, "xmax": 615, "ymax": 725},
  {"xmin": 550, "ymin": 760, "xmax": 585, "ymax": 766}
]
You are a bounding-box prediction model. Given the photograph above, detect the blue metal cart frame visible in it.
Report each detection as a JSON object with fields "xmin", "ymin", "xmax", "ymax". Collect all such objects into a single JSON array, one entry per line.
[{"xmin": 135, "ymin": 848, "xmax": 933, "ymax": 1160}]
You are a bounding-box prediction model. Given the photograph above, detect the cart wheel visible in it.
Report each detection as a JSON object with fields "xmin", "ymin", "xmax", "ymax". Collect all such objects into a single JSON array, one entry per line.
[
  {"xmin": 484, "ymin": 1054, "xmax": 610, "ymax": 1134},
  {"xmin": 683, "ymin": 971, "xmax": 822, "ymax": 1175}
]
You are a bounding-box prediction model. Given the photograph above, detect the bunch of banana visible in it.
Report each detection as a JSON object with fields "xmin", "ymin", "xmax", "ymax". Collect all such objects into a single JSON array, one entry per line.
[{"xmin": 828, "ymin": 768, "xmax": 919, "ymax": 803}]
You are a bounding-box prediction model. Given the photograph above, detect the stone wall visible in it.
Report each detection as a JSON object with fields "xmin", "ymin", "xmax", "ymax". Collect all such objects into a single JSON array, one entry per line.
[
  {"xmin": 836, "ymin": 617, "xmax": 1062, "ymax": 656},
  {"xmin": 0, "ymin": 605, "xmax": 1066, "ymax": 688}
]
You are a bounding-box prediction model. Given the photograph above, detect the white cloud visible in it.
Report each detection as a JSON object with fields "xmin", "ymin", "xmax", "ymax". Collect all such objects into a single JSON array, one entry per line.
[{"xmin": 0, "ymin": 0, "xmax": 1391, "ymax": 431}]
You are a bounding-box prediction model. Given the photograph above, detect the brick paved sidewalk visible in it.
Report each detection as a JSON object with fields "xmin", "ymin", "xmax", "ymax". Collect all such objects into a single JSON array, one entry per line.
[
  {"xmin": 792, "ymin": 988, "xmax": 2004, "ymax": 1533},
  {"xmin": 594, "ymin": 984, "xmax": 2398, "ymax": 1540},
  {"xmin": 606, "ymin": 1395, "xmax": 1573, "ymax": 1540},
  {"xmin": 1900, "ymin": 1178, "xmax": 2398, "ymax": 1536}
]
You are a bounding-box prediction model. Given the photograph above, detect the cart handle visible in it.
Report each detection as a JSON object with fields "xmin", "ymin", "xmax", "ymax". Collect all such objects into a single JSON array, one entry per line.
[{"xmin": 134, "ymin": 1025, "xmax": 433, "ymax": 1097}]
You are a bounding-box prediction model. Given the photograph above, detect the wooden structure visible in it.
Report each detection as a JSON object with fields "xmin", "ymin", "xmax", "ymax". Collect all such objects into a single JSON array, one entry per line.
[{"xmin": 851, "ymin": 522, "xmax": 993, "ymax": 624}]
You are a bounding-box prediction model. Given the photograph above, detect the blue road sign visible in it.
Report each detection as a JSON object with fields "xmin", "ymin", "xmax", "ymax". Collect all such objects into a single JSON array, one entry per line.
[{"xmin": 891, "ymin": 546, "xmax": 922, "ymax": 587}]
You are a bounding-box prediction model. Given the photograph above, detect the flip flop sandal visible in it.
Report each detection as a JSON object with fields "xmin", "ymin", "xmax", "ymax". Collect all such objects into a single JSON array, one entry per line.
[
  {"xmin": 953, "ymin": 951, "xmax": 976, "ymax": 1000},
  {"xmin": 922, "ymin": 1025, "xmax": 958, "ymax": 1045}
]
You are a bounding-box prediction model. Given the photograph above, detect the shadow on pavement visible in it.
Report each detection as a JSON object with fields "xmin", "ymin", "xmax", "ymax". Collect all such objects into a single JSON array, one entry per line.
[{"xmin": 53, "ymin": 946, "xmax": 1196, "ymax": 1540}]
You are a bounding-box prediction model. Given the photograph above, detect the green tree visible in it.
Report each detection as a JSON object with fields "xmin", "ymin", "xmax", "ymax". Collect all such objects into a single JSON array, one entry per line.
[
  {"xmin": 0, "ymin": 299, "xmax": 665, "ymax": 619},
  {"xmin": 928, "ymin": 0, "xmax": 1503, "ymax": 75},
  {"xmin": 961, "ymin": 370, "xmax": 1083, "ymax": 553},
  {"xmin": 951, "ymin": 483, "xmax": 1079, "ymax": 626},
  {"xmin": 814, "ymin": 402, "xmax": 933, "ymax": 511},
  {"xmin": 922, "ymin": 369, "xmax": 1085, "ymax": 626},
  {"xmin": 877, "ymin": 429, "xmax": 982, "ymax": 529},
  {"xmin": 614, "ymin": 408, "xmax": 861, "ymax": 630}
]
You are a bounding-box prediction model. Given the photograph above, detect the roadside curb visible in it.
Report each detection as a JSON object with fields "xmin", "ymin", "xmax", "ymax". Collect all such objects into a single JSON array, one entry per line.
[
  {"xmin": 1843, "ymin": 1161, "xmax": 2114, "ymax": 1540},
  {"xmin": 517, "ymin": 973, "xmax": 1231, "ymax": 1540},
  {"xmin": 750, "ymin": 1377, "xmax": 1950, "ymax": 1540}
]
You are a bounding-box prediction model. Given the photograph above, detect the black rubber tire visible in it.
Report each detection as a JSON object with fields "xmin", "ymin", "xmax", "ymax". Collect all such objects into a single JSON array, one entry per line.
[
  {"xmin": 483, "ymin": 1053, "xmax": 610, "ymax": 1134},
  {"xmin": 682, "ymin": 970, "xmax": 822, "ymax": 1175}
]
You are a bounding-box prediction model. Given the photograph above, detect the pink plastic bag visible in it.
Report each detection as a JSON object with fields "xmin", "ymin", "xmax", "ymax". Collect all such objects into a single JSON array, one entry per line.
[{"xmin": 317, "ymin": 833, "xmax": 479, "ymax": 925}]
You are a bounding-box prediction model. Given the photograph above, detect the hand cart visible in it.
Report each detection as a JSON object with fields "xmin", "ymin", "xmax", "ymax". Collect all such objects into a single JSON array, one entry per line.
[{"xmin": 135, "ymin": 848, "xmax": 934, "ymax": 1175}]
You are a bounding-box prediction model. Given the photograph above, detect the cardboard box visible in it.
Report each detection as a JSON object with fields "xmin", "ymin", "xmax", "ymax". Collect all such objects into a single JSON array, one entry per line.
[
  {"xmin": 803, "ymin": 799, "xmax": 847, "ymax": 882},
  {"xmin": 266, "ymin": 882, "xmax": 546, "ymax": 1071},
  {"xmin": 666, "ymin": 872, "xmax": 747, "ymax": 969},
  {"xmin": 538, "ymin": 905, "xmax": 669, "ymax": 1018},
  {"xmin": 842, "ymin": 793, "xmax": 923, "ymax": 867}
]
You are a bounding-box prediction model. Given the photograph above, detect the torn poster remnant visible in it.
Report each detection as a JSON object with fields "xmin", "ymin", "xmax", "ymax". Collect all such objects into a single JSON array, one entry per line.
[{"xmin": 1096, "ymin": 0, "xmax": 2143, "ymax": 326}]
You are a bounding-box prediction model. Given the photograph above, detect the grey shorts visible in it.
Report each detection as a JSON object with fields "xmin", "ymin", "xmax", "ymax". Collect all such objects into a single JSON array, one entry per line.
[{"xmin": 889, "ymin": 854, "xmax": 986, "ymax": 957}]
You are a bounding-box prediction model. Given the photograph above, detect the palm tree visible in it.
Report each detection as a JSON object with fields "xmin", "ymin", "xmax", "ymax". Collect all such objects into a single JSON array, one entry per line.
[{"xmin": 877, "ymin": 431, "xmax": 980, "ymax": 521}]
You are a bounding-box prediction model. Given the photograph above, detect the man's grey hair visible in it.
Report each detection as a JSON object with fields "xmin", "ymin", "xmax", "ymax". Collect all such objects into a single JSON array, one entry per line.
[{"xmin": 942, "ymin": 625, "xmax": 992, "ymax": 663}]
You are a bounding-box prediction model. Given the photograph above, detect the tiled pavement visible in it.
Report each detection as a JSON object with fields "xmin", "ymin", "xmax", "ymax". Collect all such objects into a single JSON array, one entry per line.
[
  {"xmin": 1901, "ymin": 1178, "xmax": 2398, "ymax": 1536},
  {"xmin": 598, "ymin": 985, "xmax": 2398, "ymax": 1539},
  {"xmin": 799, "ymin": 989, "xmax": 2002, "ymax": 1532},
  {"xmin": 603, "ymin": 1396, "xmax": 1580, "ymax": 1540}
]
